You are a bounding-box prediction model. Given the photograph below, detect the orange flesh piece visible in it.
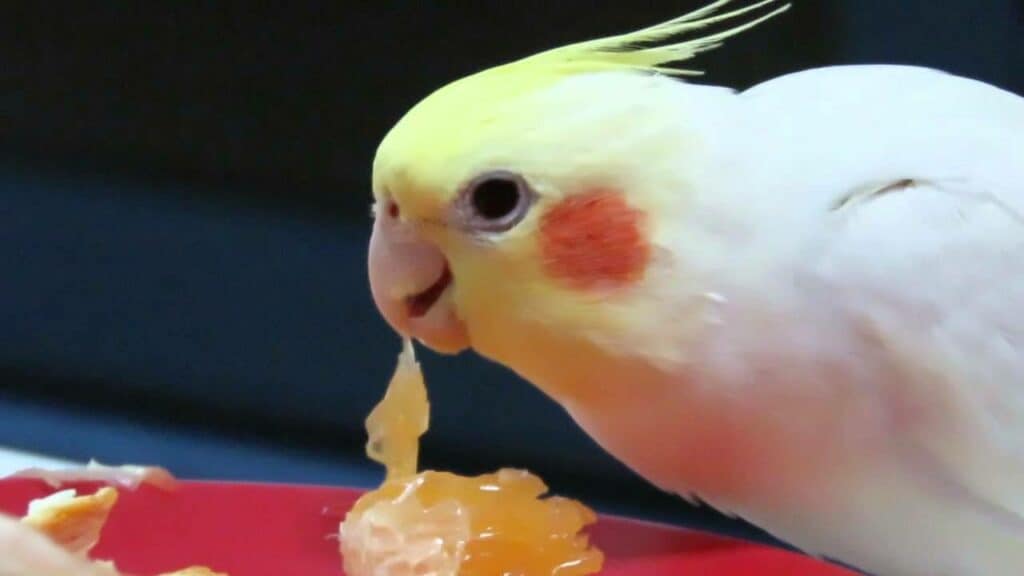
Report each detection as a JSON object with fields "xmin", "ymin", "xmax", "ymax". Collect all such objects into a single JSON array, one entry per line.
[
  {"xmin": 343, "ymin": 338, "xmax": 604, "ymax": 576},
  {"xmin": 158, "ymin": 568, "xmax": 228, "ymax": 576},
  {"xmin": 22, "ymin": 487, "xmax": 119, "ymax": 555},
  {"xmin": 364, "ymin": 338, "xmax": 429, "ymax": 480}
]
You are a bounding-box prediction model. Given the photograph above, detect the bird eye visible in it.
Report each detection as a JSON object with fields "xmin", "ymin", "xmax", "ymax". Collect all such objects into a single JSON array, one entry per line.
[{"xmin": 460, "ymin": 171, "xmax": 533, "ymax": 232}]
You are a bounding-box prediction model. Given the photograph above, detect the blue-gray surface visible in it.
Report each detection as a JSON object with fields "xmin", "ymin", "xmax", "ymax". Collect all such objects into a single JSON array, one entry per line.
[{"xmin": 0, "ymin": 169, "xmax": 775, "ymax": 544}]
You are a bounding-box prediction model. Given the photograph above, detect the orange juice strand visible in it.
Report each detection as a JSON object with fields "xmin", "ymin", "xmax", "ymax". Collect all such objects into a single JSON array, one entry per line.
[{"xmin": 364, "ymin": 338, "xmax": 429, "ymax": 480}]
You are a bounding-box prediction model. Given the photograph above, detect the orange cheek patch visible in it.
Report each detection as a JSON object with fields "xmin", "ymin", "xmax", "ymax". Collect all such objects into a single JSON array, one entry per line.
[{"xmin": 539, "ymin": 189, "xmax": 651, "ymax": 291}]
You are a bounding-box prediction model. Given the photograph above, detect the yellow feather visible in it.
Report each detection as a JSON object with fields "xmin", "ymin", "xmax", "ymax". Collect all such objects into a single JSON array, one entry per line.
[
  {"xmin": 514, "ymin": 0, "xmax": 791, "ymax": 77},
  {"xmin": 375, "ymin": 0, "xmax": 790, "ymax": 209}
]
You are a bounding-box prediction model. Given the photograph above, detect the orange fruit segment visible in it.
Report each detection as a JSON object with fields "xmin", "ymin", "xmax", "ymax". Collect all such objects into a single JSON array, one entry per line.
[
  {"xmin": 339, "ymin": 339, "xmax": 604, "ymax": 576},
  {"xmin": 22, "ymin": 487, "xmax": 119, "ymax": 555},
  {"xmin": 158, "ymin": 568, "xmax": 229, "ymax": 576}
]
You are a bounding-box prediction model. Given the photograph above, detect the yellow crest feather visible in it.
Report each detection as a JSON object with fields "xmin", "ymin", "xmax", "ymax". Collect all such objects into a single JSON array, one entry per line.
[{"xmin": 499, "ymin": 0, "xmax": 790, "ymax": 77}]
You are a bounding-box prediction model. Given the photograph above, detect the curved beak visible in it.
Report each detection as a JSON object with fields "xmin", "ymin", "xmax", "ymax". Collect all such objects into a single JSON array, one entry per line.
[{"xmin": 368, "ymin": 204, "xmax": 469, "ymax": 354}]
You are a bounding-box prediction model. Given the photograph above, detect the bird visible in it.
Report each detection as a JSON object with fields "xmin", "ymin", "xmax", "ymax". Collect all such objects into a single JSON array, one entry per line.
[{"xmin": 366, "ymin": 2, "xmax": 1024, "ymax": 573}]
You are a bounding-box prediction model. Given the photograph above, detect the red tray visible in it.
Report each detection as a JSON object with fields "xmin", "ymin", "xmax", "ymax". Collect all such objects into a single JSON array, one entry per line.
[{"xmin": 0, "ymin": 478, "xmax": 855, "ymax": 575}]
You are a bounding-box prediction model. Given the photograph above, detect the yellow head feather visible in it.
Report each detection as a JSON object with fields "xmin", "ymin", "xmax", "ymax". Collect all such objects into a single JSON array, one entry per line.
[
  {"xmin": 504, "ymin": 0, "xmax": 790, "ymax": 78},
  {"xmin": 374, "ymin": 0, "xmax": 790, "ymax": 202}
]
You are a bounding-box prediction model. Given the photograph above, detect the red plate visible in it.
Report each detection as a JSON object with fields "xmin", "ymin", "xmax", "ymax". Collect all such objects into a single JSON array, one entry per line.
[{"xmin": 0, "ymin": 478, "xmax": 855, "ymax": 575}]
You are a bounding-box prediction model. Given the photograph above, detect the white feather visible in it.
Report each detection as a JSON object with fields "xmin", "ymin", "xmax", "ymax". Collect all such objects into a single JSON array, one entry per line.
[{"xmin": 698, "ymin": 65, "xmax": 1024, "ymax": 575}]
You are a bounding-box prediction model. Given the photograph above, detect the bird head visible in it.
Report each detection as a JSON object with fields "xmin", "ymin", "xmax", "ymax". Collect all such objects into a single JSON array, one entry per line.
[{"xmin": 368, "ymin": 0, "xmax": 788, "ymax": 388}]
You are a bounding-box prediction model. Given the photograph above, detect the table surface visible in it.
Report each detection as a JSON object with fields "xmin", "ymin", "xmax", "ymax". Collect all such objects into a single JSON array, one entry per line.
[
  {"xmin": 0, "ymin": 446, "xmax": 76, "ymax": 476},
  {"xmin": 0, "ymin": 478, "xmax": 858, "ymax": 576}
]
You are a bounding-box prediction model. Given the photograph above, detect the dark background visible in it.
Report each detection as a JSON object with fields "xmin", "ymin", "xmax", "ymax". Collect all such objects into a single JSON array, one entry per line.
[{"xmin": 1, "ymin": 0, "xmax": 1022, "ymax": 547}]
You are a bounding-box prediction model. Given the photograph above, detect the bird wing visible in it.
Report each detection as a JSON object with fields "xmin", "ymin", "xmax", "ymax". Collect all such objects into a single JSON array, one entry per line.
[{"xmin": 809, "ymin": 173, "xmax": 1024, "ymax": 527}]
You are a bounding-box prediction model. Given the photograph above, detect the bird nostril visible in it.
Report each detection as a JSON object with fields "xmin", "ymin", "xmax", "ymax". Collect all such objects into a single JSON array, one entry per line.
[{"xmin": 388, "ymin": 201, "xmax": 400, "ymax": 219}]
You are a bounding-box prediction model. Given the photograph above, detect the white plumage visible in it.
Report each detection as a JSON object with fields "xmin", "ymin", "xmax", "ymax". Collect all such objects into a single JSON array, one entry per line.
[{"xmin": 670, "ymin": 64, "xmax": 1024, "ymax": 575}]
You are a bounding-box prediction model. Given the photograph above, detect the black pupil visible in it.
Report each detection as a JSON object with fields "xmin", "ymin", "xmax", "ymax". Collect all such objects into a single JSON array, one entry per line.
[{"xmin": 471, "ymin": 178, "xmax": 520, "ymax": 221}]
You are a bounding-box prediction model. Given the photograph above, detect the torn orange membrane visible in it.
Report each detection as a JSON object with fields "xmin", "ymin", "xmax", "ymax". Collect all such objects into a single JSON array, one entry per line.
[
  {"xmin": 10, "ymin": 460, "xmax": 178, "ymax": 492},
  {"xmin": 339, "ymin": 338, "xmax": 604, "ymax": 576}
]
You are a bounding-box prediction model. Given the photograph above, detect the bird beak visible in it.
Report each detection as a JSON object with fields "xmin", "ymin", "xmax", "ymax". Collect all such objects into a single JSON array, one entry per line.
[{"xmin": 368, "ymin": 205, "xmax": 470, "ymax": 354}]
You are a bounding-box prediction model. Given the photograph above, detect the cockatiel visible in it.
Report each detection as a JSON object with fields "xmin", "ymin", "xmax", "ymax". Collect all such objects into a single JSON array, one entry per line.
[{"xmin": 367, "ymin": 1, "xmax": 1024, "ymax": 574}]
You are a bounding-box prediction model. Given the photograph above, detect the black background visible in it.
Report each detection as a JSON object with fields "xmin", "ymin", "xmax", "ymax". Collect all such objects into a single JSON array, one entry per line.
[{"xmin": 5, "ymin": 1, "xmax": 1020, "ymax": 221}]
